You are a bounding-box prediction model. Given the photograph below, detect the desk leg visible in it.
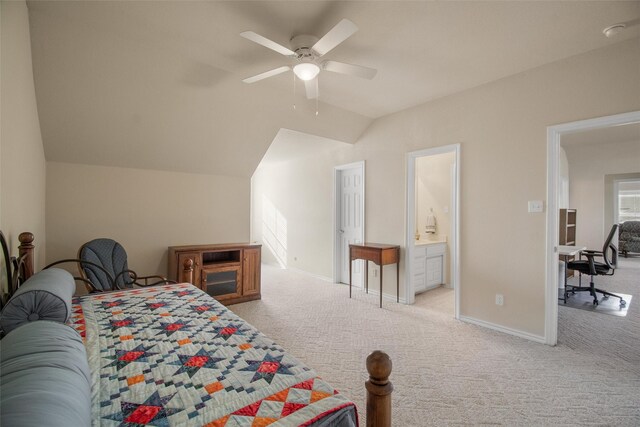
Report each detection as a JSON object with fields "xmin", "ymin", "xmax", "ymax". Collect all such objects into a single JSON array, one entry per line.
[
  {"xmin": 365, "ymin": 260, "xmax": 369, "ymax": 294},
  {"xmin": 379, "ymin": 265, "xmax": 383, "ymax": 308},
  {"xmin": 396, "ymin": 261, "xmax": 399, "ymax": 303},
  {"xmin": 564, "ymin": 256, "xmax": 569, "ymax": 303},
  {"xmin": 349, "ymin": 257, "xmax": 352, "ymax": 299}
]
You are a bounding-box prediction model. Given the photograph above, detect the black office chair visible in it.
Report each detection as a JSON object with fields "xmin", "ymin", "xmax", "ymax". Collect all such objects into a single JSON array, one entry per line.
[{"xmin": 566, "ymin": 224, "xmax": 626, "ymax": 307}]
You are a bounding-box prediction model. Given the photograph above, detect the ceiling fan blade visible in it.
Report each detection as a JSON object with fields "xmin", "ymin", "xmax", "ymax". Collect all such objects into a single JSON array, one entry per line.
[
  {"xmin": 322, "ymin": 61, "xmax": 377, "ymax": 79},
  {"xmin": 304, "ymin": 78, "xmax": 318, "ymax": 99},
  {"xmin": 311, "ymin": 19, "xmax": 358, "ymax": 57},
  {"xmin": 242, "ymin": 66, "xmax": 290, "ymax": 84},
  {"xmin": 240, "ymin": 31, "xmax": 296, "ymax": 57}
]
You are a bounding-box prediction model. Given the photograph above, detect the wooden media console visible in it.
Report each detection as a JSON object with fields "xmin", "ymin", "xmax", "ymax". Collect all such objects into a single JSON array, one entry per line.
[{"xmin": 168, "ymin": 243, "xmax": 261, "ymax": 305}]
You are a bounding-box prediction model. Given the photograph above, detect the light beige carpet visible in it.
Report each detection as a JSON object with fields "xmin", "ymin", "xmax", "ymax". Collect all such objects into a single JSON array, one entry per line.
[{"xmin": 230, "ymin": 261, "xmax": 640, "ymax": 426}]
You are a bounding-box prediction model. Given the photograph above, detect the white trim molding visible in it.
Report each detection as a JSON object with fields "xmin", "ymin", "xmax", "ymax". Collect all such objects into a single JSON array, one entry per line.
[
  {"xmin": 545, "ymin": 111, "xmax": 640, "ymax": 346},
  {"xmin": 355, "ymin": 287, "xmax": 409, "ymax": 305},
  {"xmin": 460, "ymin": 315, "xmax": 547, "ymax": 344},
  {"xmin": 405, "ymin": 144, "xmax": 461, "ymax": 320}
]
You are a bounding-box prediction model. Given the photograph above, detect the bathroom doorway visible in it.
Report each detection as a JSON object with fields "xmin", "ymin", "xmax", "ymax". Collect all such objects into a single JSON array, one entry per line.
[{"xmin": 405, "ymin": 144, "xmax": 460, "ymax": 319}]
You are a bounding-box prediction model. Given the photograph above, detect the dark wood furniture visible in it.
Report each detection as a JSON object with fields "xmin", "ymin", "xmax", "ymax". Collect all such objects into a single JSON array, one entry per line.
[
  {"xmin": 349, "ymin": 243, "xmax": 400, "ymax": 308},
  {"xmin": 0, "ymin": 232, "xmax": 35, "ymax": 308},
  {"xmin": 559, "ymin": 208, "xmax": 577, "ymax": 278},
  {"xmin": 366, "ymin": 351, "xmax": 393, "ymax": 427},
  {"xmin": 168, "ymin": 243, "xmax": 261, "ymax": 305}
]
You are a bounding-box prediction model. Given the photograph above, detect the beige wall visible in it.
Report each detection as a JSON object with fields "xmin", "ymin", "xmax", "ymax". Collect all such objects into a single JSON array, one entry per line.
[
  {"xmin": 357, "ymin": 38, "xmax": 639, "ymax": 337},
  {"xmin": 558, "ymin": 147, "xmax": 570, "ymax": 209},
  {"xmin": 46, "ymin": 162, "xmax": 250, "ymax": 290},
  {"xmin": 252, "ymin": 38, "xmax": 640, "ymax": 338},
  {"xmin": 0, "ymin": 0, "xmax": 47, "ymax": 270},
  {"xmin": 416, "ymin": 153, "xmax": 454, "ymax": 242},
  {"xmin": 564, "ymin": 139, "xmax": 640, "ymax": 249}
]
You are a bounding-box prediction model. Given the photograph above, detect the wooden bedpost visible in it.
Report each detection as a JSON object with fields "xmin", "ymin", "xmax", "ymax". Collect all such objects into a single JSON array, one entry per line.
[
  {"xmin": 181, "ymin": 258, "xmax": 194, "ymax": 284},
  {"xmin": 366, "ymin": 350, "xmax": 393, "ymax": 427},
  {"xmin": 18, "ymin": 232, "xmax": 35, "ymax": 280}
]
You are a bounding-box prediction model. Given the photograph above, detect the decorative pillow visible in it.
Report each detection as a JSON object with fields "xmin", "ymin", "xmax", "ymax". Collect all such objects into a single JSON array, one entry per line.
[
  {"xmin": 0, "ymin": 320, "xmax": 91, "ymax": 426},
  {"xmin": 0, "ymin": 268, "xmax": 75, "ymax": 334}
]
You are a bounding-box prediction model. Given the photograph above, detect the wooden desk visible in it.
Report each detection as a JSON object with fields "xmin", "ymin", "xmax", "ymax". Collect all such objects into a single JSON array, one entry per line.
[{"xmin": 349, "ymin": 243, "xmax": 400, "ymax": 308}]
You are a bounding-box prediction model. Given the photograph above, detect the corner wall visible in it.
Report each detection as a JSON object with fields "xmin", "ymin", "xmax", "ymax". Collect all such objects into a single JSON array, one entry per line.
[
  {"xmin": 0, "ymin": 0, "xmax": 47, "ymax": 268},
  {"xmin": 46, "ymin": 162, "xmax": 250, "ymax": 287},
  {"xmin": 251, "ymin": 153, "xmax": 341, "ymax": 278}
]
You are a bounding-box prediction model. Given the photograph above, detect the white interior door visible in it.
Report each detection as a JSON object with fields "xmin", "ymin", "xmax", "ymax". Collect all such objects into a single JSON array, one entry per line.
[{"xmin": 335, "ymin": 162, "xmax": 364, "ymax": 285}]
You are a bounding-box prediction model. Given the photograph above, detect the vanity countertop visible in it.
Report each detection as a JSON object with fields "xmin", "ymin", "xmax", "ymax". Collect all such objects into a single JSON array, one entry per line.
[{"xmin": 415, "ymin": 238, "xmax": 447, "ymax": 246}]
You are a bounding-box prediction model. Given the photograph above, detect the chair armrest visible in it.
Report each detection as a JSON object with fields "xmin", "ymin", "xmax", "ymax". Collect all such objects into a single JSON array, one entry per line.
[
  {"xmin": 134, "ymin": 275, "xmax": 177, "ymax": 287},
  {"xmin": 581, "ymin": 250, "xmax": 602, "ymax": 256},
  {"xmin": 575, "ymin": 251, "xmax": 599, "ymax": 275}
]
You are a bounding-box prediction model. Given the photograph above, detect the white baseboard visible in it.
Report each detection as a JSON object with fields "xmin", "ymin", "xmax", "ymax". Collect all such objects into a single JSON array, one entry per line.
[
  {"xmin": 459, "ymin": 315, "xmax": 546, "ymax": 344},
  {"xmin": 286, "ymin": 267, "xmax": 334, "ymax": 283},
  {"xmin": 355, "ymin": 286, "xmax": 408, "ymax": 304}
]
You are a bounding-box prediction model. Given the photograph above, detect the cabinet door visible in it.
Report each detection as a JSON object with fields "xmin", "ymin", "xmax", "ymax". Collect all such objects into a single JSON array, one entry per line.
[
  {"xmin": 242, "ymin": 247, "xmax": 261, "ymax": 296},
  {"xmin": 426, "ymin": 256, "xmax": 443, "ymax": 287},
  {"xmin": 414, "ymin": 251, "xmax": 427, "ymax": 293},
  {"xmin": 201, "ymin": 265, "xmax": 242, "ymax": 301},
  {"xmin": 177, "ymin": 252, "xmax": 201, "ymax": 286}
]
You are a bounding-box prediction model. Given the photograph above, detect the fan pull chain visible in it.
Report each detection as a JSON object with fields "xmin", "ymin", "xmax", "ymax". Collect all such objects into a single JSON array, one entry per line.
[
  {"xmin": 292, "ymin": 73, "xmax": 296, "ymax": 110},
  {"xmin": 315, "ymin": 77, "xmax": 319, "ymax": 116}
]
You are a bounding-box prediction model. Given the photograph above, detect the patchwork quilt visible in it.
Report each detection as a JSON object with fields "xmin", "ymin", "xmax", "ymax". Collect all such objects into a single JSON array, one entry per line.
[{"xmin": 70, "ymin": 283, "xmax": 357, "ymax": 426}]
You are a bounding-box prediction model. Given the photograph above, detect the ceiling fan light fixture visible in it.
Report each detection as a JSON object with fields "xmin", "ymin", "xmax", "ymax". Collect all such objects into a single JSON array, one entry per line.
[{"xmin": 293, "ymin": 63, "xmax": 320, "ymax": 81}]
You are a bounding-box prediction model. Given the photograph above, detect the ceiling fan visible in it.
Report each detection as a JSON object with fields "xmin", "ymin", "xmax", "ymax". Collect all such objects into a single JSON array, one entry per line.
[{"xmin": 240, "ymin": 19, "xmax": 377, "ymax": 99}]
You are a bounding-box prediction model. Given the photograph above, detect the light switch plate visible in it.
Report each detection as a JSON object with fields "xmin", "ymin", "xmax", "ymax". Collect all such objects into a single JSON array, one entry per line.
[{"xmin": 528, "ymin": 200, "xmax": 544, "ymax": 213}]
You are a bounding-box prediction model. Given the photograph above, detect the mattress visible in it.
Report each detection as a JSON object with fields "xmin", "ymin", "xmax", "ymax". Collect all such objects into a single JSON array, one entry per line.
[{"xmin": 70, "ymin": 283, "xmax": 357, "ymax": 426}]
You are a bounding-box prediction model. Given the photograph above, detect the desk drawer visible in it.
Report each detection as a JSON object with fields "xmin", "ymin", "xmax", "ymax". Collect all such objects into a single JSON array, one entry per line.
[{"xmin": 351, "ymin": 246, "xmax": 381, "ymax": 264}]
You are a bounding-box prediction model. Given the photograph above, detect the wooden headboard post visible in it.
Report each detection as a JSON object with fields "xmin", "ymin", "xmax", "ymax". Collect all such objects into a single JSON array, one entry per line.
[
  {"xmin": 18, "ymin": 232, "xmax": 35, "ymax": 281},
  {"xmin": 366, "ymin": 350, "xmax": 393, "ymax": 427}
]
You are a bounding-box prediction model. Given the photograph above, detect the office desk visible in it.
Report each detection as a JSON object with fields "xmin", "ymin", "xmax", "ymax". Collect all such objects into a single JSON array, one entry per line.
[
  {"xmin": 349, "ymin": 243, "xmax": 400, "ymax": 308},
  {"xmin": 559, "ymin": 245, "xmax": 586, "ymax": 303}
]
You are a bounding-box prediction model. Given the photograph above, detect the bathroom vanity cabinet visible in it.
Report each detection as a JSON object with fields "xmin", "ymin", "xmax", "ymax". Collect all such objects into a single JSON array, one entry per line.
[{"xmin": 414, "ymin": 241, "xmax": 446, "ymax": 293}]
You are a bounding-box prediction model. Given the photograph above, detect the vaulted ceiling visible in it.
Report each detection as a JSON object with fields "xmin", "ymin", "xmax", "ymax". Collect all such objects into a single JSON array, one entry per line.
[{"xmin": 27, "ymin": 1, "xmax": 639, "ymax": 177}]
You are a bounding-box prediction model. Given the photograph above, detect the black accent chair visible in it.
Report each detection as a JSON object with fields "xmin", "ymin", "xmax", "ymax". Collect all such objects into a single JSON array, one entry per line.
[
  {"xmin": 566, "ymin": 224, "xmax": 626, "ymax": 307},
  {"xmin": 77, "ymin": 238, "xmax": 175, "ymax": 293}
]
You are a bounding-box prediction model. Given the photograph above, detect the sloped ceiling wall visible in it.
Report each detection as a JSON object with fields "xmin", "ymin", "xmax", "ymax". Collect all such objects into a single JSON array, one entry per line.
[
  {"xmin": 27, "ymin": 1, "xmax": 639, "ymax": 176},
  {"xmin": 27, "ymin": 1, "xmax": 371, "ymax": 177}
]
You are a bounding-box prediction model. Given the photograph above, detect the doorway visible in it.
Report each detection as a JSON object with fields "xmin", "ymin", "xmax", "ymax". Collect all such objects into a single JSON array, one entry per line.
[
  {"xmin": 405, "ymin": 144, "xmax": 460, "ymax": 319},
  {"xmin": 545, "ymin": 110, "xmax": 640, "ymax": 345},
  {"xmin": 333, "ymin": 161, "xmax": 365, "ymax": 287}
]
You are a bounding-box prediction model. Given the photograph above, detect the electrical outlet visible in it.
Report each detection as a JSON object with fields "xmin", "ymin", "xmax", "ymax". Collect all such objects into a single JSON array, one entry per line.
[{"xmin": 495, "ymin": 294, "xmax": 504, "ymax": 306}]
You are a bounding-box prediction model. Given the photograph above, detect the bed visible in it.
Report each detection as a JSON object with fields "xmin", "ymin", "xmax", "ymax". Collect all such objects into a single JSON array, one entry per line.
[{"xmin": 0, "ymin": 231, "xmax": 392, "ymax": 427}]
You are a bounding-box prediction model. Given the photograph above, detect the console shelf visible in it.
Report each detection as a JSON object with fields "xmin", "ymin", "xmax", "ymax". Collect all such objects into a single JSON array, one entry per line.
[{"xmin": 168, "ymin": 243, "xmax": 261, "ymax": 305}]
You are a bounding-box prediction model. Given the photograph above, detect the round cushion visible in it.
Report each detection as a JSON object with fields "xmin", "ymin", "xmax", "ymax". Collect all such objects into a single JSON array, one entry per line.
[{"xmin": 0, "ymin": 268, "xmax": 75, "ymax": 334}]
